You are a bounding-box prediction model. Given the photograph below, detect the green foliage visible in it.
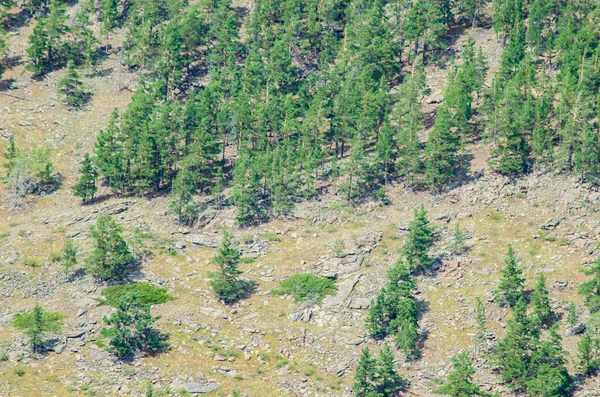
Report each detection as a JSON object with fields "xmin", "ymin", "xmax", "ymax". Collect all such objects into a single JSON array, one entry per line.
[
  {"xmin": 13, "ymin": 367, "xmax": 25, "ymax": 377},
  {"xmin": 366, "ymin": 260, "xmax": 420, "ymax": 359},
  {"xmin": 72, "ymin": 153, "xmax": 97, "ymax": 203},
  {"xmin": 580, "ymin": 256, "xmax": 600, "ymax": 313},
  {"xmin": 435, "ymin": 351, "xmax": 495, "ymax": 397},
  {"xmin": 403, "ymin": 205, "xmax": 435, "ymax": 273},
  {"xmin": 451, "ymin": 224, "xmax": 468, "ymax": 255},
  {"xmin": 271, "ymin": 274, "xmax": 337, "ymax": 303},
  {"xmin": 57, "ymin": 61, "xmax": 90, "ymax": 108},
  {"xmin": 352, "ymin": 345, "xmax": 405, "ymax": 397},
  {"xmin": 530, "ymin": 274, "xmax": 554, "ymax": 327},
  {"xmin": 494, "ymin": 298, "xmax": 573, "ymax": 395},
  {"xmin": 86, "ymin": 214, "xmax": 135, "ymax": 281},
  {"xmin": 13, "ymin": 305, "xmax": 63, "ymax": 353},
  {"xmin": 61, "ymin": 238, "xmax": 78, "ymax": 271},
  {"xmin": 209, "ymin": 232, "xmax": 251, "ymax": 304},
  {"xmin": 101, "ymin": 294, "xmax": 169, "ymax": 359},
  {"xmin": 26, "ymin": 0, "xmax": 68, "ymax": 75},
  {"xmin": 100, "ymin": 283, "xmax": 174, "ymax": 307},
  {"xmin": 494, "ymin": 245, "xmax": 524, "ymax": 307}
]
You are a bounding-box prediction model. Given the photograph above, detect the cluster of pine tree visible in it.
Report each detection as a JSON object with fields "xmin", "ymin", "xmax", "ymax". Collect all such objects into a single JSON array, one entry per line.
[
  {"xmin": 64, "ymin": 0, "xmax": 496, "ymax": 226},
  {"xmin": 366, "ymin": 206, "xmax": 435, "ymax": 359},
  {"xmin": 0, "ymin": 0, "xmax": 594, "ymax": 222}
]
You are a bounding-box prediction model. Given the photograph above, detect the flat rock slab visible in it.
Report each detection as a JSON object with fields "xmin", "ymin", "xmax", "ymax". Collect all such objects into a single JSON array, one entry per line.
[
  {"xmin": 321, "ymin": 275, "xmax": 360, "ymax": 309},
  {"xmin": 184, "ymin": 382, "xmax": 220, "ymax": 394}
]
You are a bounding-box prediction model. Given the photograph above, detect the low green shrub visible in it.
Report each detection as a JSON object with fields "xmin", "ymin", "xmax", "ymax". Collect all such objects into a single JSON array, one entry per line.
[
  {"xmin": 100, "ymin": 282, "xmax": 174, "ymax": 307},
  {"xmin": 272, "ymin": 274, "xmax": 337, "ymax": 303}
]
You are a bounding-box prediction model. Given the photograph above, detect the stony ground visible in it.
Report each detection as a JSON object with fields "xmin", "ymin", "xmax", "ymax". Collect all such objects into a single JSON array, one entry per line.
[{"xmin": 2, "ymin": 4, "xmax": 600, "ymax": 397}]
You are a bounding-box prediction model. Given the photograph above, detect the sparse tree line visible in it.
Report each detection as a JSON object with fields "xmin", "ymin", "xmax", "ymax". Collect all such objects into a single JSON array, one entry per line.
[
  {"xmin": 7, "ymin": 214, "xmax": 252, "ymax": 361},
  {"xmin": 356, "ymin": 207, "xmax": 600, "ymax": 397}
]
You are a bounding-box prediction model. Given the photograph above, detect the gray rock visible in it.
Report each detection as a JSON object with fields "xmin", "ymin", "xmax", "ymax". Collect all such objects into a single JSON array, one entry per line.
[
  {"xmin": 569, "ymin": 323, "xmax": 586, "ymax": 336},
  {"xmin": 348, "ymin": 297, "xmax": 371, "ymax": 310},
  {"xmin": 90, "ymin": 347, "xmax": 111, "ymax": 362},
  {"xmin": 344, "ymin": 337, "xmax": 365, "ymax": 346},
  {"xmin": 541, "ymin": 219, "xmax": 561, "ymax": 230},
  {"xmin": 189, "ymin": 234, "xmax": 222, "ymax": 248},
  {"xmin": 184, "ymin": 382, "xmax": 220, "ymax": 394},
  {"xmin": 199, "ymin": 307, "xmax": 229, "ymax": 320},
  {"xmin": 321, "ymin": 275, "xmax": 360, "ymax": 309},
  {"xmin": 329, "ymin": 363, "xmax": 347, "ymax": 377},
  {"xmin": 66, "ymin": 329, "xmax": 86, "ymax": 339}
]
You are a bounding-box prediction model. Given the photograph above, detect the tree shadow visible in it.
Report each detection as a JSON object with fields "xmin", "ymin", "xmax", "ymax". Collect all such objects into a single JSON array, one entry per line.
[{"xmin": 3, "ymin": 8, "xmax": 33, "ymax": 32}]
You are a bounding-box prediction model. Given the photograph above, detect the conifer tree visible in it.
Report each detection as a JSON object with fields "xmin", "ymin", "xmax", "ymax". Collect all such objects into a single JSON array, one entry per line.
[
  {"xmin": 367, "ymin": 260, "xmax": 421, "ymax": 359},
  {"xmin": 353, "ymin": 345, "xmax": 405, "ymax": 397},
  {"xmin": 26, "ymin": 0, "xmax": 67, "ymax": 75},
  {"xmin": 101, "ymin": 0, "xmax": 119, "ymax": 32},
  {"xmin": 86, "ymin": 214, "xmax": 135, "ymax": 281},
  {"xmin": 435, "ymin": 351, "xmax": 494, "ymax": 397},
  {"xmin": 494, "ymin": 245, "xmax": 524, "ymax": 307},
  {"xmin": 403, "ymin": 205, "xmax": 435, "ymax": 273},
  {"xmin": 209, "ymin": 232, "xmax": 250, "ymax": 304},
  {"xmin": 493, "ymin": 297, "xmax": 538, "ymax": 391},
  {"xmin": 579, "ymin": 256, "xmax": 600, "ymax": 313},
  {"xmin": 62, "ymin": 238, "xmax": 78, "ymax": 272},
  {"xmin": 526, "ymin": 324, "xmax": 573, "ymax": 396},
  {"xmin": 377, "ymin": 344, "xmax": 405, "ymax": 396},
  {"xmin": 72, "ymin": 153, "xmax": 98, "ymax": 203},
  {"xmin": 101, "ymin": 294, "xmax": 169, "ymax": 359},
  {"xmin": 530, "ymin": 274, "xmax": 554, "ymax": 327},
  {"xmin": 577, "ymin": 323, "xmax": 600, "ymax": 376},
  {"xmin": 353, "ymin": 347, "xmax": 378, "ymax": 397},
  {"xmin": 13, "ymin": 305, "xmax": 63, "ymax": 353},
  {"xmin": 424, "ymin": 104, "xmax": 462, "ymax": 189}
]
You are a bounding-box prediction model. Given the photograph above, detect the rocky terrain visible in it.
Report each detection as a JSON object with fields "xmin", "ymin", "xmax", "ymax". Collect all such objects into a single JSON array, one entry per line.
[{"xmin": 2, "ymin": 3, "xmax": 600, "ymax": 397}]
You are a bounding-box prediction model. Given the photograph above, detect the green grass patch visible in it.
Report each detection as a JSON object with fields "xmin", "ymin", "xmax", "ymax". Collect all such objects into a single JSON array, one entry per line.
[
  {"xmin": 260, "ymin": 232, "xmax": 281, "ymax": 242},
  {"xmin": 272, "ymin": 274, "xmax": 337, "ymax": 303},
  {"xmin": 100, "ymin": 282, "xmax": 174, "ymax": 307},
  {"xmin": 23, "ymin": 257, "xmax": 41, "ymax": 267},
  {"xmin": 487, "ymin": 211, "xmax": 504, "ymax": 221}
]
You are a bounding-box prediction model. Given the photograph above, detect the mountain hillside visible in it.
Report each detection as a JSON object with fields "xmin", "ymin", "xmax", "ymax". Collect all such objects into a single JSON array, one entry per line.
[{"xmin": 2, "ymin": 1, "xmax": 600, "ymax": 396}]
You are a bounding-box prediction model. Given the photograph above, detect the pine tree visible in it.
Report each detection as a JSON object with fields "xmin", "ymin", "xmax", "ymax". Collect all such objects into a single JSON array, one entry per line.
[
  {"xmin": 526, "ymin": 324, "xmax": 573, "ymax": 396},
  {"xmin": 62, "ymin": 238, "xmax": 78, "ymax": 271},
  {"xmin": 530, "ymin": 274, "xmax": 554, "ymax": 327},
  {"xmin": 86, "ymin": 214, "xmax": 135, "ymax": 281},
  {"xmin": 353, "ymin": 345, "xmax": 405, "ymax": 397},
  {"xmin": 58, "ymin": 62, "xmax": 89, "ymax": 109},
  {"xmin": 435, "ymin": 351, "xmax": 494, "ymax": 397},
  {"xmin": 376, "ymin": 344, "xmax": 405, "ymax": 396},
  {"xmin": 494, "ymin": 245, "xmax": 525, "ymax": 307},
  {"xmin": 424, "ymin": 104, "xmax": 462, "ymax": 189},
  {"xmin": 209, "ymin": 232, "xmax": 250, "ymax": 304},
  {"xmin": 26, "ymin": 0, "xmax": 67, "ymax": 75},
  {"xmin": 579, "ymin": 256, "xmax": 600, "ymax": 313},
  {"xmin": 353, "ymin": 347, "xmax": 378, "ymax": 397},
  {"xmin": 101, "ymin": 294, "xmax": 169, "ymax": 359},
  {"xmin": 72, "ymin": 153, "xmax": 97, "ymax": 203},
  {"xmin": 13, "ymin": 305, "xmax": 63, "ymax": 353},
  {"xmin": 403, "ymin": 205, "xmax": 435, "ymax": 273},
  {"xmin": 366, "ymin": 260, "xmax": 421, "ymax": 359},
  {"xmin": 493, "ymin": 297, "xmax": 538, "ymax": 391},
  {"xmin": 577, "ymin": 324, "xmax": 600, "ymax": 376}
]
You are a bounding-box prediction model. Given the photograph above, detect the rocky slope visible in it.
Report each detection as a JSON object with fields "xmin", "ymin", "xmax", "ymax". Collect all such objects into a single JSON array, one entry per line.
[{"xmin": 2, "ymin": 4, "xmax": 600, "ymax": 397}]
